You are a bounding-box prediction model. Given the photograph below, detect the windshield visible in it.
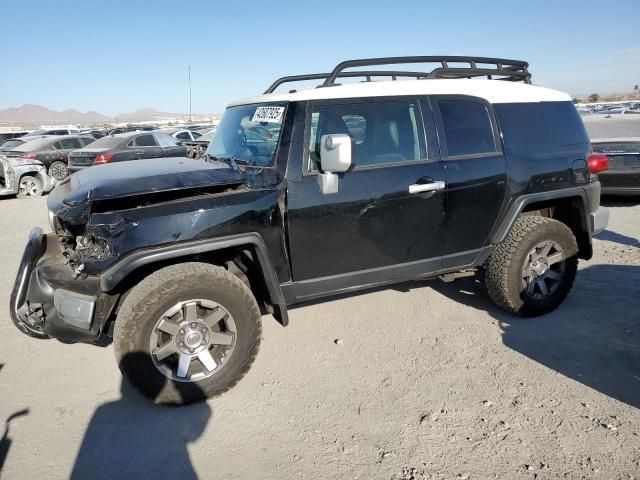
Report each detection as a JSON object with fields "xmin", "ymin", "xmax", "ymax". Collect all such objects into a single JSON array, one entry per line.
[{"xmin": 206, "ymin": 103, "xmax": 286, "ymax": 167}]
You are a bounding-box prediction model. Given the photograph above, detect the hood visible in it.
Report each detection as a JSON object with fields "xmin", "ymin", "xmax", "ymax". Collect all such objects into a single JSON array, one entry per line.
[{"xmin": 48, "ymin": 157, "xmax": 262, "ymax": 220}]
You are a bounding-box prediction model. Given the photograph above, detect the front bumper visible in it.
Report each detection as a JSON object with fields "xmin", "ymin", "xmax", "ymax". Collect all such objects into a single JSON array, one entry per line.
[{"xmin": 10, "ymin": 228, "xmax": 106, "ymax": 342}]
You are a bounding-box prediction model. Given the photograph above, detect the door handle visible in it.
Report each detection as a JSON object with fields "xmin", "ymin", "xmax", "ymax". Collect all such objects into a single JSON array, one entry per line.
[{"xmin": 408, "ymin": 181, "xmax": 445, "ymax": 194}]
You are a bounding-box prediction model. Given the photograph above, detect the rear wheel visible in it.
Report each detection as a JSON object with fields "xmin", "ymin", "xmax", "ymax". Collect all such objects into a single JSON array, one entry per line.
[
  {"xmin": 17, "ymin": 175, "xmax": 43, "ymax": 198},
  {"xmin": 48, "ymin": 161, "xmax": 68, "ymax": 181},
  {"xmin": 484, "ymin": 216, "xmax": 578, "ymax": 316},
  {"xmin": 113, "ymin": 262, "xmax": 262, "ymax": 405}
]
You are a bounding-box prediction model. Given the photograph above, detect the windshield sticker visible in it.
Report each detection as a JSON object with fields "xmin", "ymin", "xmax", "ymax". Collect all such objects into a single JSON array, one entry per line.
[{"xmin": 252, "ymin": 106, "xmax": 285, "ymax": 123}]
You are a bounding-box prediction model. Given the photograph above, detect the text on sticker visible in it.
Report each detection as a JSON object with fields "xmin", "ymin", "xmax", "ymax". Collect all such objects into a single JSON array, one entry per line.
[{"xmin": 252, "ymin": 106, "xmax": 285, "ymax": 123}]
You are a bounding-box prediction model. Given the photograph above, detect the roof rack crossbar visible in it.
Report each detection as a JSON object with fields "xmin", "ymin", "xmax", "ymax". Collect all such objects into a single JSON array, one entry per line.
[
  {"xmin": 264, "ymin": 70, "xmax": 430, "ymax": 94},
  {"xmin": 320, "ymin": 56, "xmax": 532, "ymax": 86}
]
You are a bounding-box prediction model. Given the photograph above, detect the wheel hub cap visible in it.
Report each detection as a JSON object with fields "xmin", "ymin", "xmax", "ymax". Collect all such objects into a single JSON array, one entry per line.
[{"xmin": 175, "ymin": 323, "xmax": 210, "ymax": 354}]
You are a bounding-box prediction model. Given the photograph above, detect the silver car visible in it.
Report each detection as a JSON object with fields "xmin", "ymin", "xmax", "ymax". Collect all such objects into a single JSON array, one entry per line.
[{"xmin": 0, "ymin": 156, "xmax": 56, "ymax": 198}]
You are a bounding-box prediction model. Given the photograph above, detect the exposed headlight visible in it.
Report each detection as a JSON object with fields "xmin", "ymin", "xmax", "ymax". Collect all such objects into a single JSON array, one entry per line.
[{"xmin": 48, "ymin": 210, "xmax": 58, "ymax": 232}]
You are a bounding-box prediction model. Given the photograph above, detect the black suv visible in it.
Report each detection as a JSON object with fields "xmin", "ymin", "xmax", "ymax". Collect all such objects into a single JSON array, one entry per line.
[{"xmin": 10, "ymin": 56, "xmax": 609, "ymax": 405}]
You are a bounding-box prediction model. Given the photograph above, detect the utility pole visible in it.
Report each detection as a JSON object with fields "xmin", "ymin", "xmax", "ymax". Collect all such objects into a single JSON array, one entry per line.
[{"xmin": 188, "ymin": 65, "xmax": 192, "ymax": 124}]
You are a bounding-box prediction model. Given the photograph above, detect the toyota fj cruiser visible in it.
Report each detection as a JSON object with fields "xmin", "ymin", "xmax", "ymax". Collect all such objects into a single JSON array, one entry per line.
[{"xmin": 10, "ymin": 56, "xmax": 609, "ymax": 404}]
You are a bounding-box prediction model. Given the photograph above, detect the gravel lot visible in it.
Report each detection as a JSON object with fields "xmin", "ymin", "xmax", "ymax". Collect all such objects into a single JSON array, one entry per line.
[{"xmin": 0, "ymin": 195, "xmax": 639, "ymax": 480}]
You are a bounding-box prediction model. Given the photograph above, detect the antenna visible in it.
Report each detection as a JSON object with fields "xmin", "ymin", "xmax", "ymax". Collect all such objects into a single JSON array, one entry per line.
[{"xmin": 188, "ymin": 65, "xmax": 192, "ymax": 124}]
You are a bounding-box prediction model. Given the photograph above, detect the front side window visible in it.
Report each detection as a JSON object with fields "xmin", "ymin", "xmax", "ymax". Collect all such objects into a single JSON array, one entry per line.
[
  {"xmin": 206, "ymin": 103, "xmax": 286, "ymax": 167},
  {"xmin": 438, "ymin": 99, "xmax": 496, "ymax": 157},
  {"xmin": 308, "ymin": 99, "xmax": 425, "ymax": 170}
]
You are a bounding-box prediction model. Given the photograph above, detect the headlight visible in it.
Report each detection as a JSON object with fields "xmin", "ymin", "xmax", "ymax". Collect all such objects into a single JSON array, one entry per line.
[{"xmin": 48, "ymin": 210, "xmax": 58, "ymax": 232}]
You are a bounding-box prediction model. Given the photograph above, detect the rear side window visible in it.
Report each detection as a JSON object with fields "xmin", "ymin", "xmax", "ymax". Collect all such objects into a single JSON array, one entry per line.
[
  {"xmin": 59, "ymin": 138, "xmax": 82, "ymax": 149},
  {"xmin": 543, "ymin": 102, "xmax": 589, "ymax": 146},
  {"xmin": 175, "ymin": 131, "xmax": 191, "ymax": 140},
  {"xmin": 135, "ymin": 134, "xmax": 158, "ymax": 147},
  {"xmin": 437, "ymin": 99, "xmax": 496, "ymax": 157}
]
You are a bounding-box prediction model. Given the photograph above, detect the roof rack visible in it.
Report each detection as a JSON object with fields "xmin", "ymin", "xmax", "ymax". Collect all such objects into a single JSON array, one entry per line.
[
  {"xmin": 265, "ymin": 55, "xmax": 531, "ymax": 93},
  {"xmin": 264, "ymin": 71, "xmax": 431, "ymax": 94}
]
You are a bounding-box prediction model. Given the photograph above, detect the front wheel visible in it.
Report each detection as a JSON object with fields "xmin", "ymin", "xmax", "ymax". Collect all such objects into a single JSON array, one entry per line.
[
  {"xmin": 17, "ymin": 176, "xmax": 43, "ymax": 198},
  {"xmin": 484, "ymin": 216, "xmax": 578, "ymax": 316},
  {"xmin": 113, "ymin": 262, "xmax": 262, "ymax": 405}
]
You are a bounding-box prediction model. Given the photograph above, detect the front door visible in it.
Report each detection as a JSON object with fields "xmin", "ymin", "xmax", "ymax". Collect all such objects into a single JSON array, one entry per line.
[{"xmin": 286, "ymin": 97, "xmax": 446, "ymax": 298}]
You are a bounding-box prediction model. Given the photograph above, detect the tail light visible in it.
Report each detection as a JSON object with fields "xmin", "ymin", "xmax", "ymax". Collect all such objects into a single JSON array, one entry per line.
[
  {"xmin": 22, "ymin": 154, "xmax": 37, "ymax": 160},
  {"xmin": 93, "ymin": 153, "xmax": 113, "ymax": 165},
  {"xmin": 587, "ymin": 153, "xmax": 609, "ymax": 175}
]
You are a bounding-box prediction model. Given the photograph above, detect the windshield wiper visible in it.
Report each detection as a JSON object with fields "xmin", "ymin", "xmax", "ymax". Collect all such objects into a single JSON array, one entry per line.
[{"xmin": 205, "ymin": 154, "xmax": 249, "ymax": 172}]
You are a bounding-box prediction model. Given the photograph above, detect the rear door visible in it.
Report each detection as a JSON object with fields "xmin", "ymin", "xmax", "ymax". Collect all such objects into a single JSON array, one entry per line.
[
  {"xmin": 133, "ymin": 134, "xmax": 162, "ymax": 158},
  {"xmin": 427, "ymin": 96, "xmax": 507, "ymax": 265},
  {"xmin": 286, "ymin": 97, "xmax": 447, "ymax": 295}
]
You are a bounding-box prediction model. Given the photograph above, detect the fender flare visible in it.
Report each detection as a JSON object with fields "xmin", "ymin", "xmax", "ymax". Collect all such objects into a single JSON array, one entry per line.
[
  {"xmin": 490, "ymin": 186, "xmax": 590, "ymax": 245},
  {"xmin": 99, "ymin": 232, "xmax": 289, "ymax": 326}
]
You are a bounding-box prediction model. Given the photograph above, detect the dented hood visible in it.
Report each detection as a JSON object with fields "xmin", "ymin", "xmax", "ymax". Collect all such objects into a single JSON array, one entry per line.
[{"xmin": 48, "ymin": 157, "xmax": 256, "ymax": 220}]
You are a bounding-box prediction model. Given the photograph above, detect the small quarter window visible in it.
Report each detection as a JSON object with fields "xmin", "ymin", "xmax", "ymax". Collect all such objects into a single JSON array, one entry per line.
[{"xmin": 438, "ymin": 99, "xmax": 496, "ymax": 157}]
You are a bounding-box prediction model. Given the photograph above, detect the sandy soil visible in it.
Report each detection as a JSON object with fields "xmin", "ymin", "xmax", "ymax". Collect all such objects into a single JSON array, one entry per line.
[{"xmin": 0, "ymin": 195, "xmax": 638, "ymax": 480}]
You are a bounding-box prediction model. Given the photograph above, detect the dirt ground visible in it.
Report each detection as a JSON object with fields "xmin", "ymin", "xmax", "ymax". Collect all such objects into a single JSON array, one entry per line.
[{"xmin": 0, "ymin": 195, "xmax": 638, "ymax": 480}]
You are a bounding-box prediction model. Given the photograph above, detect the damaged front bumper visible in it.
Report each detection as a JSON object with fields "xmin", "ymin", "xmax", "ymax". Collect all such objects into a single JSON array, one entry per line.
[{"xmin": 10, "ymin": 228, "xmax": 110, "ymax": 343}]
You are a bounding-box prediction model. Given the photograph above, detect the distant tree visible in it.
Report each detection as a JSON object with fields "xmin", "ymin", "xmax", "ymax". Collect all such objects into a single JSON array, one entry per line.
[
  {"xmin": 635, "ymin": 85, "xmax": 639, "ymax": 92},
  {"xmin": 572, "ymin": 98, "xmax": 580, "ymax": 104},
  {"xmin": 588, "ymin": 93, "xmax": 600, "ymax": 103}
]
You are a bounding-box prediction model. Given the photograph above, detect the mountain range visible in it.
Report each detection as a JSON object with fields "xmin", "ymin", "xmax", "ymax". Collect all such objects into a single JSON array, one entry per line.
[{"xmin": 0, "ymin": 104, "xmax": 211, "ymax": 125}]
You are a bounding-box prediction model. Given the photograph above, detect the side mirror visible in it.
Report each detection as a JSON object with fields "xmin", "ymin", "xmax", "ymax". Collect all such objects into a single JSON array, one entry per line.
[{"xmin": 318, "ymin": 134, "xmax": 352, "ymax": 194}]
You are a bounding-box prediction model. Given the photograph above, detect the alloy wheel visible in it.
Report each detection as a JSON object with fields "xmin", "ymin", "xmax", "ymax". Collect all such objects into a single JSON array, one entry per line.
[
  {"xmin": 149, "ymin": 299, "xmax": 236, "ymax": 382},
  {"xmin": 19, "ymin": 178, "xmax": 41, "ymax": 196},
  {"xmin": 521, "ymin": 240, "xmax": 566, "ymax": 300}
]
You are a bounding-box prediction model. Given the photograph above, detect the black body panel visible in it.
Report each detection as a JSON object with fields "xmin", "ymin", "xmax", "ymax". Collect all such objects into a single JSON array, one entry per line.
[{"xmin": 10, "ymin": 93, "xmax": 605, "ymax": 344}]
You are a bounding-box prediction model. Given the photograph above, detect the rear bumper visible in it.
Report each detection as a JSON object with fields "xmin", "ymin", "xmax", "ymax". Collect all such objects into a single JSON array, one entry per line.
[
  {"xmin": 590, "ymin": 206, "xmax": 609, "ymax": 236},
  {"xmin": 10, "ymin": 228, "xmax": 105, "ymax": 342}
]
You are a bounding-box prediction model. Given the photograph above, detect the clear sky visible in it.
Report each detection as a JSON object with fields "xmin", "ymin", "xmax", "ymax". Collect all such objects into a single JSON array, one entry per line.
[{"xmin": 1, "ymin": 0, "xmax": 638, "ymax": 115}]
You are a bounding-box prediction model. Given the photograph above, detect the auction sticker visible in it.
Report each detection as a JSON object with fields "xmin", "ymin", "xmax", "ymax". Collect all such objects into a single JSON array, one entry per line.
[{"xmin": 252, "ymin": 106, "xmax": 285, "ymax": 123}]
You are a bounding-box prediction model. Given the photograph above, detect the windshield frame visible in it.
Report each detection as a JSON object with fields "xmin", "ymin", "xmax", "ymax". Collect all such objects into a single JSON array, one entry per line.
[{"xmin": 205, "ymin": 101, "xmax": 289, "ymax": 169}]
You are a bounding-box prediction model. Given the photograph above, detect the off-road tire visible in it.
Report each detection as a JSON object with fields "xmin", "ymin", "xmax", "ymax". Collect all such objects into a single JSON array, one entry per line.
[
  {"xmin": 113, "ymin": 262, "xmax": 262, "ymax": 405},
  {"xmin": 484, "ymin": 216, "xmax": 578, "ymax": 316}
]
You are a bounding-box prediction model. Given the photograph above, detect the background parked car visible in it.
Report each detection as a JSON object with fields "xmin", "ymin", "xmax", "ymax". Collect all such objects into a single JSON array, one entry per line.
[
  {"xmin": 22, "ymin": 128, "xmax": 81, "ymax": 137},
  {"xmin": 156, "ymin": 127, "xmax": 203, "ymax": 144},
  {"xmin": 2, "ymin": 135, "xmax": 95, "ymax": 180},
  {"xmin": 68, "ymin": 131, "xmax": 187, "ymax": 172},
  {"xmin": 0, "ymin": 131, "xmax": 29, "ymax": 144},
  {"xmin": 591, "ymin": 138, "xmax": 640, "ymax": 196},
  {"xmin": 0, "ymin": 156, "xmax": 56, "ymax": 198},
  {"xmin": 107, "ymin": 125, "xmax": 156, "ymax": 135},
  {"xmin": 184, "ymin": 128, "xmax": 216, "ymax": 159}
]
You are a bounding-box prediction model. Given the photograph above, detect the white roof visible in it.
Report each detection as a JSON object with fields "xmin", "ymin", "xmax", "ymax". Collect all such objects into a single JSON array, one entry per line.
[{"xmin": 228, "ymin": 79, "xmax": 571, "ymax": 108}]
